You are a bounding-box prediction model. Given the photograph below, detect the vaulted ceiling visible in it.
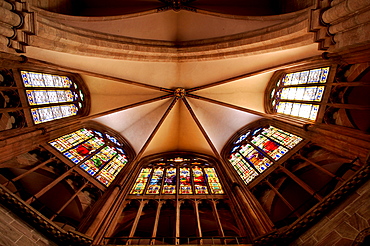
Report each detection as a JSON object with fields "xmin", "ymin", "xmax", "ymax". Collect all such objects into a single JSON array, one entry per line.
[{"xmin": 25, "ymin": 0, "xmax": 321, "ymax": 160}]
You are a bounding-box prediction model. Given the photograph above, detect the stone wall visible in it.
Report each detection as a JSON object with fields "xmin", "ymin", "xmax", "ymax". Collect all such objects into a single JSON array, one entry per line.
[
  {"xmin": 0, "ymin": 204, "xmax": 56, "ymax": 246},
  {"xmin": 291, "ymin": 178, "xmax": 370, "ymax": 245}
]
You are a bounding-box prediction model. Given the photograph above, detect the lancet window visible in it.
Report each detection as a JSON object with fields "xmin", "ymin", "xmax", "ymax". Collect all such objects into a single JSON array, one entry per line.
[
  {"xmin": 21, "ymin": 71, "xmax": 85, "ymax": 124},
  {"xmin": 130, "ymin": 156, "xmax": 224, "ymax": 195},
  {"xmin": 49, "ymin": 128, "xmax": 129, "ymax": 186},
  {"xmin": 269, "ymin": 67, "xmax": 330, "ymax": 120},
  {"xmin": 228, "ymin": 125, "xmax": 303, "ymax": 185}
]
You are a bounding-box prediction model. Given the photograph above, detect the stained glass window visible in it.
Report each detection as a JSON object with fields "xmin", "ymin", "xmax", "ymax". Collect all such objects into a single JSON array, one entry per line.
[
  {"xmin": 270, "ymin": 67, "xmax": 330, "ymax": 120},
  {"xmin": 21, "ymin": 71, "xmax": 85, "ymax": 124},
  {"xmin": 130, "ymin": 156, "xmax": 224, "ymax": 195},
  {"xmin": 49, "ymin": 128, "xmax": 129, "ymax": 186},
  {"xmin": 228, "ymin": 126, "xmax": 302, "ymax": 185}
]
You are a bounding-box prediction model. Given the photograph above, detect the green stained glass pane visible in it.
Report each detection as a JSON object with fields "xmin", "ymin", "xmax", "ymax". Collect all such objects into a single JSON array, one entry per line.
[
  {"xmin": 229, "ymin": 152, "xmax": 258, "ymax": 185},
  {"xmin": 204, "ymin": 167, "xmax": 224, "ymax": 194},
  {"xmin": 79, "ymin": 146, "xmax": 117, "ymax": 176},
  {"xmin": 96, "ymin": 153, "xmax": 128, "ymax": 186},
  {"xmin": 130, "ymin": 168, "xmax": 152, "ymax": 195}
]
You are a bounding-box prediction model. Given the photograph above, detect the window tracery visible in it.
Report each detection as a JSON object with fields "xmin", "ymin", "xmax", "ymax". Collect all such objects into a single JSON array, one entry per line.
[
  {"xmin": 0, "ymin": 69, "xmax": 88, "ymax": 132},
  {"xmin": 21, "ymin": 71, "xmax": 85, "ymax": 124},
  {"xmin": 130, "ymin": 155, "xmax": 224, "ymax": 195},
  {"xmin": 228, "ymin": 125, "xmax": 303, "ymax": 185},
  {"xmin": 49, "ymin": 128, "xmax": 129, "ymax": 186},
  {"xmin": 269, "ymin": 67, "xmax": 330, "ymax": 120}
]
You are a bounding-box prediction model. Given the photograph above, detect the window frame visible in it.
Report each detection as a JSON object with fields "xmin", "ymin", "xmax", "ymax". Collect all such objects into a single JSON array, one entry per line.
[
  {"xmin": 0, "ymin": 67, "xmax": 90, "ymax": 134},
  {"xmin": 222, "ymin": 119, "xmax": 307, "ymax": 187},
  {"xmin": 265, "ymin": 63, "xmax": 336, "ymax": 123},
  {"xmin": 128, "ymin": 153, "xmax": 226, "ymax": 198},
  {"xmin": 46, "ymin": 122, "xmax": 135, "ymax": 189}
]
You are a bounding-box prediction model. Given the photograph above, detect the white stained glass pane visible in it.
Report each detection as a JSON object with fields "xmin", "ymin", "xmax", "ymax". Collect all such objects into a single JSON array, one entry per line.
[
  {"xmin": 308, "ymin": 68, "xmax": 321, "ymax": 83},
  {"xmin": 270, "ymin": 89, "xmax": 275, "ymax": 98},
  {"xmin": 60, "ymin": 104, "xmax": 79, "ymax": 117},
  {"xmin": 21, "ymin": 71, "xmax": 44, "ymax": 87},
  {"xmin": 31, "ymin": 105, "xmax": 78, "ymax": 124},
  {"xmin": 291, "ymin": 72, "xmax": 300, "ymax": 85},
  {"xmin": 298, "ymin": 104, "xmax": 312, "ymax": 118},
  {"xmin": 291, "ymin": 103, "xmax": 301, "ymax": 116},
  {"xmin": 299, "ymin": 71, "xmax": 309, "ymax": 84},
  {"xmin": 43, "ymin": 74, "xmax": 55, "ymax": 87},
  {"xmin": 51, "ymin": 106, "xmax": 63, "ymax": 119},
  {"xmin": 21, "ymin": 71, "xmax": 73, "ymax": 88},
  {"xmin": 276, "ymin": 102, "xmax": 285, "ymax": 114},
  {"xmin": 278, "ymin": 102, "xmax": 293, "ymax": 115},
  {"xmin": 303, "ymin": 86, "xmax": 325, "ymax": 101},
  {"xmin": 31, "ymin": 107, "xmax": 54, "ymax": 124},
  {"xmin": 26, "ymin": 90, "xmax": 76, "ymax": 105},
  {"xmin": 294, "ymin": 87, "xmax": 305, "ymax": 100},
  {"xmin": 280, "ymin": 88, "xmax": 292, "ymax": 100}
]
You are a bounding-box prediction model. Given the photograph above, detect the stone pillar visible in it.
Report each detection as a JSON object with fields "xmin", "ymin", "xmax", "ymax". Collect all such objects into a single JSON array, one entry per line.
[
  {"xmin": 193, "ymin": 200, "xmax": 203, "ymax": 244},
  {"xmin": 150, "ymin": 200, "xmax": 164, "ymax": 245},
  {"xmin": 128, "ymin": 200, "xmax": 148, "ymax": 240},
  {"xmin": 210, "ymin": 200, "xmax": 225, "ymax": 237},
  {"xmin": 233, "ymin": 185, "xmax": 274, "ymax": 238}
]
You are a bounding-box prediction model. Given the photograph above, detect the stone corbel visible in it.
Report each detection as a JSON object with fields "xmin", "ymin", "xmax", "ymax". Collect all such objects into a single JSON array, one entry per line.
[
  {"xmin": 309, "ymin": 0, "xmax": 335, "ymax": 50},
  {"xmin": 9, "ymin": 0, "xmax": 35, "ymax": 53}
]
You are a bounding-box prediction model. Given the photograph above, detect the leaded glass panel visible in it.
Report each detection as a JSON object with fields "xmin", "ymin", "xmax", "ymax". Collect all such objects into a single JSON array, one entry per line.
[
  {"xmin": 129, "ymin": 156, "xmax": 224, "ymax": 195},
  {"xmin": 272, "ymin": 67, "xmax": 330, "ymax": 120},
  {"xmin": 204, "ymin": 167, "xmax": 223, "ymax": 194},
  {"xmin": 228, "ymin": 125, "xmax": 302, "ymax": 185},
  {"xmin": 49, "ymin": 129, "xmax": 129, "ymax": 187}
]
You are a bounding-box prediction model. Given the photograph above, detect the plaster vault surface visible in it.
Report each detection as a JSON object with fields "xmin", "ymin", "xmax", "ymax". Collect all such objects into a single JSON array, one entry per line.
[{"xmin": 23, "ymin": 3, "xmax": 322, "ymax": 159}]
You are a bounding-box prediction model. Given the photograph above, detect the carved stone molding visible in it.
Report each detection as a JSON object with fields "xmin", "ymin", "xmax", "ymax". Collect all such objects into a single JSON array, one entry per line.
[
  {"xmin": 8, "ymin": 0, "xmax": 35, "ymax": 53},
  {"xmin": 0, "ymin": 184, "xmax": 93, "ymax": 246},
  {"xmin": 309, "ymin": 0, "xmax": 335, "ymax": 50}
]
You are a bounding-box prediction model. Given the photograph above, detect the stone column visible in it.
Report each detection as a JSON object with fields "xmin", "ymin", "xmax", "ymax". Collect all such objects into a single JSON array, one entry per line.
[
  {"xmin": 150, "ymin": 200, "xmax": 164, "ymax": 245},
  {"xmin": 128, "ymin": 200, "xmax": 148, "ymax": 240},
  {"xmin": 193, "ymin": 200, "xmax": 203, "ymax": 244},
  {"xmin": 233, "ymin": 185, "xmax": 274, "ymax": 238}
]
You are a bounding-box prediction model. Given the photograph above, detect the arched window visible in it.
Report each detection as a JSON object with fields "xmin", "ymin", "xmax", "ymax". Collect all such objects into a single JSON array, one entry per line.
[
  {"xmin": 228, "ymin": 125, "xmax": 302, "ymax": 185},
  {"xmin": 49, "ymin": 128, "xmax": 130, "ymax": 186},
  {"xmin": 21, "ymin": 71, "xmax": 86, "ymax": 124},
  {"xmin": 268, "ymin": 67, "xmax": 330, "ymax": 120},
  {"xmin": 0, "ymin": 69, "xmax": 88, "ymax": 132},
  {"xmin": 130, "ymin": 155, "xmax": 224, "ymax": 195}
]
